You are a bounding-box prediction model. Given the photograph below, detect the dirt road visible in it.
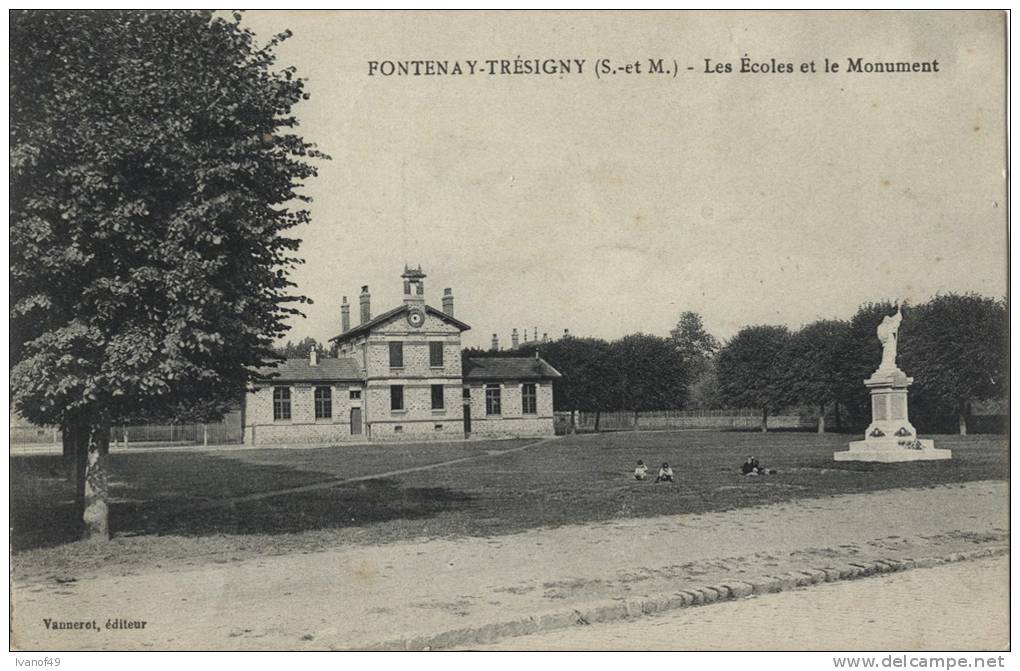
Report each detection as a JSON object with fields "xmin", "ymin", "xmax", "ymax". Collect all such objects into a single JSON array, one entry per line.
[{"xmin": 12, "ymin": 481, "xmax": 1008, "ymax": 651}]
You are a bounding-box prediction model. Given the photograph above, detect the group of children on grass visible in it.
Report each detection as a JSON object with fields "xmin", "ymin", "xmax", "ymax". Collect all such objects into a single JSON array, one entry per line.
[
  {"xmin": 633, "ymin": 460, "xmax": 673, "ymax": 483},
  {"xmin": 632, "ymin": 454, "xmax": 777, "ymax": 482}
]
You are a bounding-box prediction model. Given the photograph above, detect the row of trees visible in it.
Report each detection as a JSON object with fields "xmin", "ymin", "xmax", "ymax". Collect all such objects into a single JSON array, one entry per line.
[
  {"xmin": 463, "ymin": 313, "xmax": 721, "ymax": 428},
  {"xmin": 713, "ymin": 294, "xmax": 1007, "ymax": 433},
  {"xmin": 465, "ymin": 295, "xmax": 1006, "ymax": 436}
]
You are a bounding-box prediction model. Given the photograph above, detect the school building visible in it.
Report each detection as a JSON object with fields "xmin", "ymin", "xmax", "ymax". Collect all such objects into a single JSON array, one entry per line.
[{"xmin": 242, "ymin": 266, "xmax": 561, "ymax": 445}]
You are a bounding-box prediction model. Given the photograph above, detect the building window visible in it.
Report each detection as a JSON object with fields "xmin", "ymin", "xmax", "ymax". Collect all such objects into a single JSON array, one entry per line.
[
  {"xmin": 429, "ymin": 342, "xmax": 444, "ymax": 367},
  {"xmin": 462, "ymin": 387, "xmax": 471, "ymax": 400},
  {"xmin": 389, "ymin": 341, "xmax": 403, "ymax": 368},
  {"xmin": 273, "ymin": 387, "xmax": 291, "ymax": 421},
  {"xmin": 431, "ymin": 384, "xmax": 445, "ymax": 410},
  {"xmin": 522, "ymin": 383, "xmax": 537, "ymax": 415},
  {"xmin": 314, "ymin": 386, "xmax": 332, "ymax": 419},
  {"xmin": 485, "ymin": 384, "xmax": 501, "ymax": 416},
  {"xmin": 394, "ymin": 425, "xmax": 403, "ymax": 433},
  {"xmin": 390, "ymin": 385, "xmax": 404, "ymax": 411},
  {"xmin": 349, "ymin": 389, "xmax": 361, "ymax": 400}
]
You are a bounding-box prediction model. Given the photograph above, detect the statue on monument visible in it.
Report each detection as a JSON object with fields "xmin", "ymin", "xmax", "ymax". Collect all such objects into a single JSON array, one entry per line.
[
  {"xmin": 876, "ymin": 306, "xmax": 902, "ymax": 371},
  {"xmin": 835, "ymin": 304, "xmax": 950, "ymax": 462}
]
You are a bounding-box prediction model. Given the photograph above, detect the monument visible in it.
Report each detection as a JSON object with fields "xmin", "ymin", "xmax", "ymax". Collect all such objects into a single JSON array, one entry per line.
[{"xmin": 834, "ymin": 307, "xmax": 952, "ymax": 462}]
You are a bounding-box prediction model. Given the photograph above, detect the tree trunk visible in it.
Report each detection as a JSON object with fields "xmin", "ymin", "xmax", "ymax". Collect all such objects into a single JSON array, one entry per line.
[
  {"xmin": 570, "ymin": 410, "xmax": 577, "ymax": 434},
  {"xmin": 61, "ymin": 420, "xmax": 90, "ymax": 521},
  {"xmin": 62, "ymin": 424, "xmax": 76, "ymax": 481},
  {"xmin": 834, "ymin": 403, "xmax": 843, "ymax": 432},
  {"xmin": 594, "ymin": 411, "xmax": 601, "ymax": 432},
  {"xmin": 760, "ymin": 407, "xmax": 768, "ymax": 433},
  {"xmin": 958, "ymin": 413, "xmax": 968, "ymax": 436},
  {"xmin": 81, "ymin": 421, "xmax": 111, "ymax": 542},
  {"xmin": 817, "ymin": 403, "xmax": 826, "ymax": 434}
]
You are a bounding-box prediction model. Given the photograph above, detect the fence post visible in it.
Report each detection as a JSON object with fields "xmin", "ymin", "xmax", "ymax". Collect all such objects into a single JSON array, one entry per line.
[
  {"xmin": 123, "ymin": 427, "xmax": 128, "ymax": 449},
  {"xmin": 203, "ymin": 424, "xmax": 208, "ymax": 447}
]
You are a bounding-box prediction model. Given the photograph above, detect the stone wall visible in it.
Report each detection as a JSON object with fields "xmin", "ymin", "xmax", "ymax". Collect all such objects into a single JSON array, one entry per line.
[
  {"xmin": 364, "ymin": 379, "xmax": 465, "ymax": 440},
  {"xmin": 244, "ymin": 382, "xmax": 364, "ymax": 445},
  {"xmin": 466, "ymin": 380, "xmax": 555, "ymax": 438},
  {"xmin": 470, "ymin": 416, "xmax": 556, "ymax": 438}
]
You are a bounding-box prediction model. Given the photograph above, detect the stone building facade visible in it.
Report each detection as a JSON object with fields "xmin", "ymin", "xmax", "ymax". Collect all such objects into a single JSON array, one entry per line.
[{"xmin": 243, "ymin": 267, "xmax": 561, "ymax": 445}]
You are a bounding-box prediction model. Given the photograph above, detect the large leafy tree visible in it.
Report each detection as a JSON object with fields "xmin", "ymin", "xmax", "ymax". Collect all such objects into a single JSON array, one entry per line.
[
  {"xmin": 715, "ymin": 325, "xmax": 792, "ymax": 432},
  {"xmin": 670, "ymin": 311, "xmax": 720, "ymax": 409},
  {"xmin": 784, "ymin": 319, "xmax": 853, "ymax": 433},
  {"xmin": 900, "ymin": 294, "xmax": 1007, "ymax": 434},
  {"xmin": 670, "ymin": 311, "xmax": 720, "ymax": 377},
  {"xmin": 610, "ymin": 334, "xmax": 690, "ymax": 411},
  {"xmin": 10, "ymin": 11, "xmax": 326, "ymax": 540}
]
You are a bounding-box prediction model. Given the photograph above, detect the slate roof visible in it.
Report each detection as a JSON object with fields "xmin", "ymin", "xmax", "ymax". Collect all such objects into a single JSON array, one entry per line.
[
  {"xmin": 255, "ymin": 357, "xmax": 362, "ymax": 383},
  {"xmin": 330, "ymin": 304, "xmax": 471, "ymax": 344},
  {"xmin": 463, "ymin": 356, "xmax": 562, "ymax": 381}
]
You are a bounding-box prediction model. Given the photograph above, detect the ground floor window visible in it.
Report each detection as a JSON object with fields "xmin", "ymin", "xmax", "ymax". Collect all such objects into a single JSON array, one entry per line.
[
  {"xmin": 273, "ymin": 387, "xmax": 291, "ymax": 421},
  {"xmin": 315, "ymin": 386, "xmax": 332, "ymax": 419},
  {"xmin": 391, "ymin": 385, "xmax": 404, "ymax": 411},
  {"xmin": 522, "ymin": 383, "xmax": 537, "ymax": 414},
  {"xmin": 431, "ymin": 384, "xmax": 445, "ymax": 410},
  {"xmin": 485, "ymin": 384, "xmax": 501, "ymax": 416}
]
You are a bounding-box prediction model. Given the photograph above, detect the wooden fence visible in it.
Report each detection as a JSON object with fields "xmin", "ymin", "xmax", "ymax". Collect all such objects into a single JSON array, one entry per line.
[
  {"xmin": 11, "ymin": 411, "xmax": 243, "ymax": 448},
  {"xmin": 553, "ymin": 409, "xmax": 815, "ymax": 434}
]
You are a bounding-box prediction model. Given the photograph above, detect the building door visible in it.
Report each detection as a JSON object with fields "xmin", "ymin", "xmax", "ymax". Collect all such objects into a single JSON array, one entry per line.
[
  {"xmin": 350, "ymin": 407, "xmax": 362, "ymax": 435},
  {"xmin": 463, "ymin": 405, "xmax": 471, "ymax": 438}
]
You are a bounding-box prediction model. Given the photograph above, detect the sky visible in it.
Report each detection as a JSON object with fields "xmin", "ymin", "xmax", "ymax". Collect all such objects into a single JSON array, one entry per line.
[{"xmin": 239, "ymin": 11, "xmax": 1007, "ymax": 350}]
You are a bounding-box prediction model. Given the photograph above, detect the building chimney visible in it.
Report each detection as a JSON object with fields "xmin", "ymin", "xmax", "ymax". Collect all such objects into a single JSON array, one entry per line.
[
  {"xmin": 511, "ymin": 328, "xmax": 519, "ymax": 349},
  {"xmin": 309, "ymin": 348, "xmax": 318, "ymax": 366},
  {"xmin": 533, "ymin": 327, "xmax": 538, "ymax": 342},
  {"xmin": 359, "ymin": 285, "xmax": 371, "ymax": 324},
  {"xmin": 442, "ymin": 288, "xmax": 454, "ymax": 317},
  {"xmin": 340, "ymin": 296, "xmax": 350, "ymax": 333},
  {"xmin": 523, "ymin": 329, "xmax": 528, "ymax": 343},
  {"xmin": 543, "ymin": 332, "xmax": 548, "ymax": 342},
  {"xmin": 491, "ymin": 333, "xmax": 499, "ymax": 351},
  {"xmin": 563, "ymin": 328, "xmax": 570, "ymax": 338}
]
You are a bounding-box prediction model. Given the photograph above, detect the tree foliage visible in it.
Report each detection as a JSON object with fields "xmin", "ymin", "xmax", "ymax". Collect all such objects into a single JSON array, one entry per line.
[
  {"xmin": 900, "ymin": 294, "xmax": 1008, "ymax": 425},
  {"xmin": 465, "ymin": 333, "xmax": 690, "ymax": 413},
  {"xmin": 670, "ymin": 311, "xmax": 720, "ymax": 378},
  {"xmin": 715, "ymin": 325, "xmax": 792, "ymax": 429},
  {"xmin": 784, "ymin": 320, "xmax": 853, "ymax": 407},
  {"xmin": 275, "ymin": 337, "xmax": 327, "ymax": 359},
  {"xmin": 10, "ymin": 10, "xmax": 327, "ymax": 538},
  {"xmin": 610, "ymin": 334, "xmax": 689, "ymax": 411}
]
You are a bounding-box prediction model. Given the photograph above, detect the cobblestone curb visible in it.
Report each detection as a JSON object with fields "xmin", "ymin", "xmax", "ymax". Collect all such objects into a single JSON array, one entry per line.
[{"xmin": 357, "ymin": 544, "xmax": 1008, "ymax": 651}]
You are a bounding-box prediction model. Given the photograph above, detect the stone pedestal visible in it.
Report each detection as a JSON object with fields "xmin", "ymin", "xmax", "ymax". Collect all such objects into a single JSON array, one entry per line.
[{"xmin": 834, "ymin": 366, "xmax": 951, "ymax": 462}]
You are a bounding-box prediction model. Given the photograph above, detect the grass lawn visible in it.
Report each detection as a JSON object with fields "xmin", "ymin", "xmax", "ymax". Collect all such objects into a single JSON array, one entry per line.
[{"xmin": 10, "ymin": 430, "xmax": 1007, "ymax": 581}]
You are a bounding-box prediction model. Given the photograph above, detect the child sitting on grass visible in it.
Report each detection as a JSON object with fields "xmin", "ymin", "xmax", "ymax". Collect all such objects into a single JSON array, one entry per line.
[
  {"xmin": 634, "ymin": 460, "xmax": 649, "ymax": 480},
  {"xmin": 655, "ymin": 462, "xmax": 675, "ymax": 483}
]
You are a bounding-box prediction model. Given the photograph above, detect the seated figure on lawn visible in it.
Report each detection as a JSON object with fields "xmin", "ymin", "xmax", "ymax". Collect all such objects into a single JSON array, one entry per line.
[
  {"xmin": 655, "ymin": 462, "xmax": 675, "ymax": 483},
  {"xmin": 634, "ymin": 460, "xmax": 649, "ymax": 481}
]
